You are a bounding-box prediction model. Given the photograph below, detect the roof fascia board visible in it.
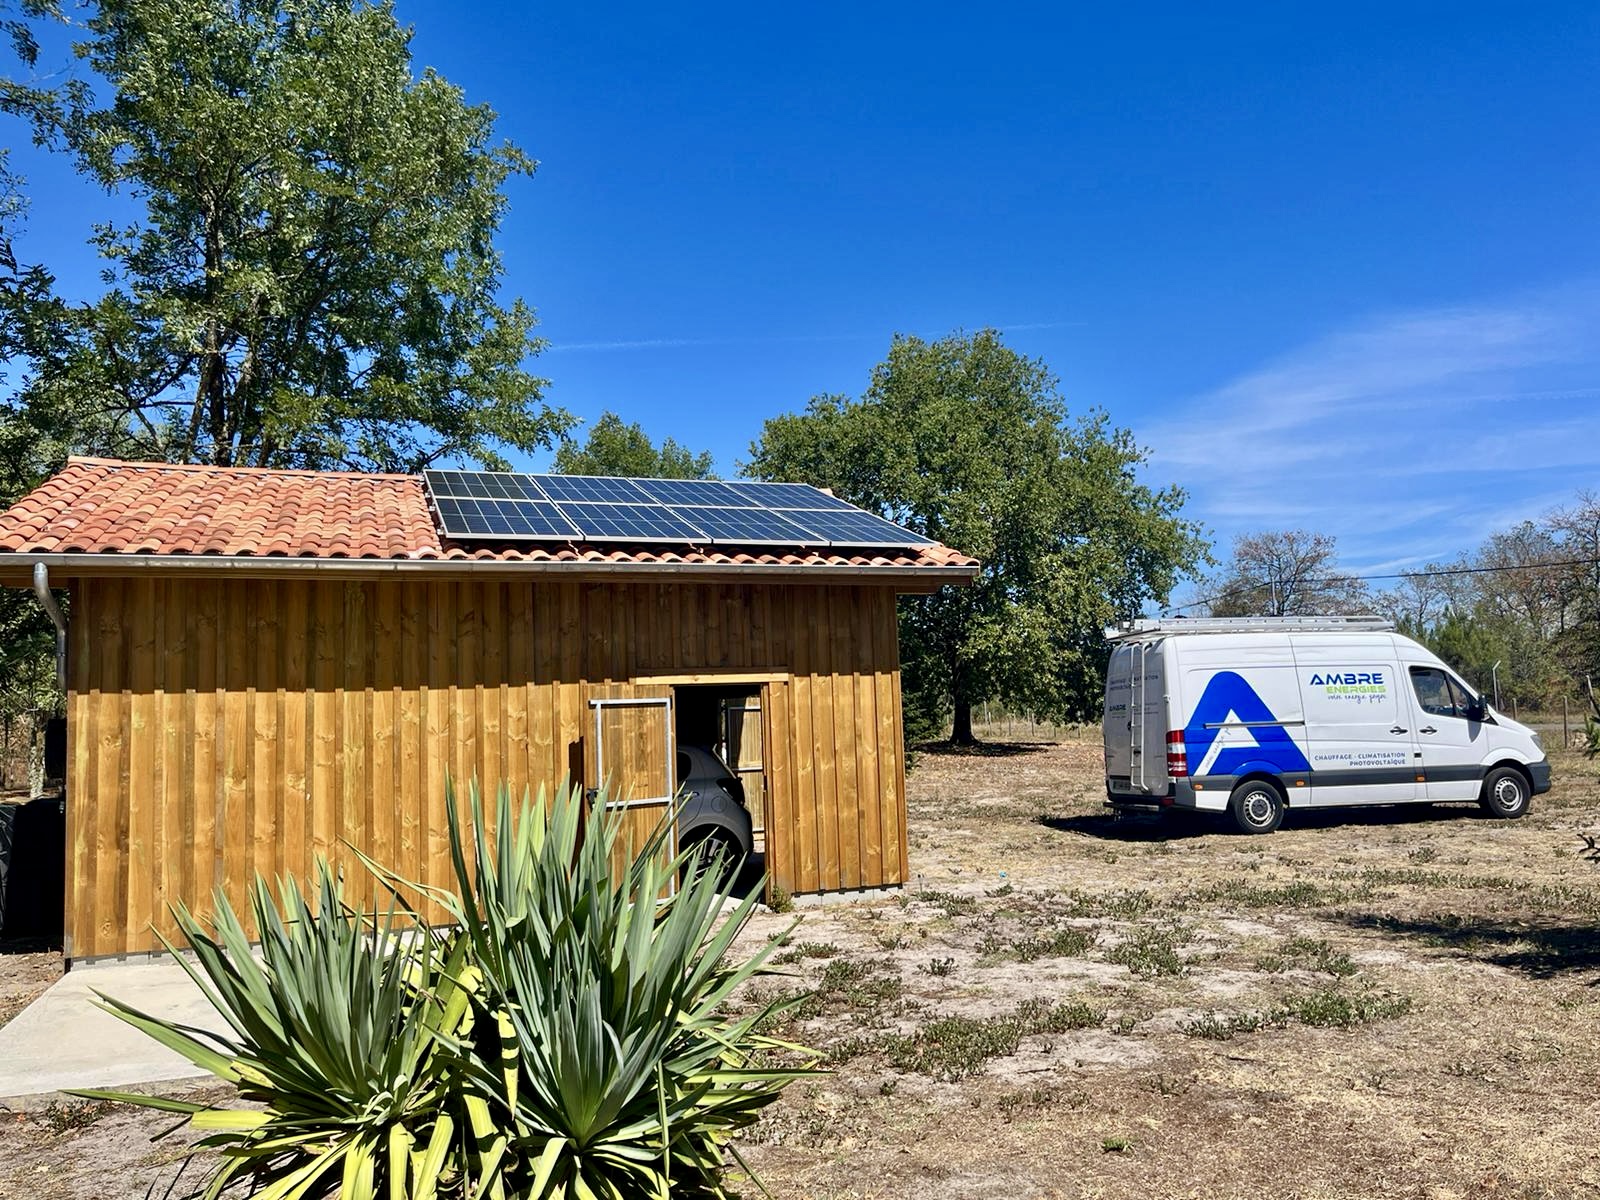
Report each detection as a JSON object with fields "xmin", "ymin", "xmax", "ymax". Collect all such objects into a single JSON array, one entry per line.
[{"xmin": 0, "ymin": 552, "xmax": 977, "ymax": 588}]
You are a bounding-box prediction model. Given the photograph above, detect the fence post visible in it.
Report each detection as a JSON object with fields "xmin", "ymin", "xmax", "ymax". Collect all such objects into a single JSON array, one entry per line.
[{"xmin": 1564, "ymin": 697, "xmax": 1571, "ymax": 750}]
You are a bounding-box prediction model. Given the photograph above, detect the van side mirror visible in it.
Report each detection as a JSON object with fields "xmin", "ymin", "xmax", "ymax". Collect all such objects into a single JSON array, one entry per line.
[{"xmin": 1464, "ymin": 700, "xmax": 1486, "ymax": 722}]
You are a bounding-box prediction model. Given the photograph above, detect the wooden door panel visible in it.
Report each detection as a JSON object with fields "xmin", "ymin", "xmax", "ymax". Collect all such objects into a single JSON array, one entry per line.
[{"xmin": 586, "ymin": 686, "xmax": 676, "ymax": 889}]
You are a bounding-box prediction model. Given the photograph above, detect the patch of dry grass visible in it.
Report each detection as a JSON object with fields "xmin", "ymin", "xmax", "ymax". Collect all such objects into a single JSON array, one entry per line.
[
  {"xmin": 2, "ymin": 735, "xmax": 1597, "ymax": 1199},
  {"xmin": 733, "ymin": 739, "xmax": 1600, "ymax": 1199}
]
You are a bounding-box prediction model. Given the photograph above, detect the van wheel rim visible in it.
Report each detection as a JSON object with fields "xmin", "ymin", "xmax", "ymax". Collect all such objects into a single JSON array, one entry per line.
[
  {"xmin": 1243, "ymin": 790, "xmax": 1275, "ymax": 825},
  {"xmin": 1492, "ymin": 778, "xmax": 1523, "ymax": 810}
]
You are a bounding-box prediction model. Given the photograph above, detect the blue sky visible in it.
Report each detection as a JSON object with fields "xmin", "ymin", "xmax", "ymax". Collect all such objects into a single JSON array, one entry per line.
[{"xmin": 6, "ymin": 2, "xmax": 1600, "ymax": 595}]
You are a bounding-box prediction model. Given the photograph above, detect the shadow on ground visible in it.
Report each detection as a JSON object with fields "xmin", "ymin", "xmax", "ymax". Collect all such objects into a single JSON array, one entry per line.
[
  {"xmin": 913, "ymin": 740, "xmax": 1055, "ymax": 759},
  {"xmin": 1328, "ymin": 909, "xmax": 1600, "ymax": 980},
  {"xmin": 1039, "ymin": 802, "xmax": 1495, "ymax": 843}
]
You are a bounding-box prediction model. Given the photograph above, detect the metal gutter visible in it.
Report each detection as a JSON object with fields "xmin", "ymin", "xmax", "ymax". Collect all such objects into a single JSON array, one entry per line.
[
  {"xmin": 1, "ymin": 552, "xmax": 978, "ymax": 587},
  {"xmin": 31, "ymin": 562, "xmax": 67, "ymax": 688}
]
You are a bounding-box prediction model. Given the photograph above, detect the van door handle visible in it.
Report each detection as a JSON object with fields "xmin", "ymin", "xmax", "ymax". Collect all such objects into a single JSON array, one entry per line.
[
  {"xmin": 1420, "ymin": 726, "xmax": 1437, "ymax": 735},
  {"xmin": 1389, "ymin": 726, "xmax": 1408, "ymax": 735}
]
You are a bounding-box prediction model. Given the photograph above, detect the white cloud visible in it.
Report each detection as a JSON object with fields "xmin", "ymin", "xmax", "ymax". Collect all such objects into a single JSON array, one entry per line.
[{"xmin": 1145, "ymin": 284, "xmax": 1600, "ymax": 573}]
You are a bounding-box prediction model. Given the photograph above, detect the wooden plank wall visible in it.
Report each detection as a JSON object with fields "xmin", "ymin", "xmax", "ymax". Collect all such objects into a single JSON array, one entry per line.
[
  {"xmin": 66, "ymin": 577, "xmax": 907, "ymax": 957},
  {"xmin": 724, "ymin": 701, "xmax": 766, "ymax": 835}
]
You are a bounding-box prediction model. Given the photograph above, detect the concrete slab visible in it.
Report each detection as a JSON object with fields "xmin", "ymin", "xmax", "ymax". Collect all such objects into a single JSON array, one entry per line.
[{"xmin": 0, "ymin": 959, "xmax": 226, "ymax": 1101}]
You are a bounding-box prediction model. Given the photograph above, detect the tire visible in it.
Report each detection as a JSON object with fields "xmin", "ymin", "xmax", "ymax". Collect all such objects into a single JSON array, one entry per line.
[
  {"xmin": 1479, "ymin": 767, "xmax": 1531, "ymax": 820},
  {"xmin": 1228, "ymin": 778, "xmax": 1285, "ymax": 835},
  {"xmin": 680, "ymin": 827, "xmax": 745, "ymax": 889}
]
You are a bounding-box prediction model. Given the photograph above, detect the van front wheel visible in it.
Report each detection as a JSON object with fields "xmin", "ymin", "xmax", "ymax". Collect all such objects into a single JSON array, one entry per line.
[
  {"xmin": 1479, "ymin": 767, "xmax": 1531, "ymax": 819},
  {"xmin": 1228, "ymin": 779, "xmax": 1285, "ymax": 835}
]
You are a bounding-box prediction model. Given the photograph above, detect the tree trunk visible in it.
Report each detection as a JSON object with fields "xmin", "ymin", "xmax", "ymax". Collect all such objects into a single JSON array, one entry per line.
[{"xmin": 950, "ymin": 696, "xmax": 976, "ymax": 746}]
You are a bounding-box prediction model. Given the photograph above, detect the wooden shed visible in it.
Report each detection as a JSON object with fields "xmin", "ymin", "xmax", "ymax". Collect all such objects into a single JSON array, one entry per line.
[{"xmin": 0, "ymin": 458, "xmax": 976, "ymax": 959}]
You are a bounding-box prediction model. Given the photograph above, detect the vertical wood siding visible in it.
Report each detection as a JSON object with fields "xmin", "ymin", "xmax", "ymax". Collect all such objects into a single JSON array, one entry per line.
[{"xmin": 66, "ymin": 577, "xmax": 907, "ymax": 957}]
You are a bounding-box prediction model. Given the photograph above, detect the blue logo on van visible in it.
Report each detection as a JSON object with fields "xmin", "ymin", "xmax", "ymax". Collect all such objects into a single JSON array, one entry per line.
[
  {"xmin": 1185, "ymin": 671, "xmax": 1311, "ymax": 776},
  {"xmin": 1309, "ymin": 671, "xmax": 1385, "ymax": 686}
]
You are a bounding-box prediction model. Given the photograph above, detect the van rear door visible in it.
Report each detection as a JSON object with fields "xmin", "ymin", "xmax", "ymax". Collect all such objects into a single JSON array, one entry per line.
[
  {"xmin": 1103, "ymin": 644, "xmax": 1134, "ymax": 788},
  {"xmin": 1103, "ymin": 640, "xmax": 1167, "ymax": 797}
]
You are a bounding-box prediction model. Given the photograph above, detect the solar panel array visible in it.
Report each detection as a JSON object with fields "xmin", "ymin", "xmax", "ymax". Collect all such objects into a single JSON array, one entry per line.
[{"xmin": 423, "ymin": 471, "xmax": 936, "ymax": 549}]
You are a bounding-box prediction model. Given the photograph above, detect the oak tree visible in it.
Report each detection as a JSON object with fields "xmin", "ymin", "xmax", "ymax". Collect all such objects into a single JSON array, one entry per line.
[
  {"xmin": 5, "ymin": 0, "xmax": 568, "ymax": 472},
  {"xmin": 748, "ymin": 329, "xmax": 1204, "ymax": 744},
  {"xmin": 554, "ymin": 411, "xmax": 715, "ymax": 479}
]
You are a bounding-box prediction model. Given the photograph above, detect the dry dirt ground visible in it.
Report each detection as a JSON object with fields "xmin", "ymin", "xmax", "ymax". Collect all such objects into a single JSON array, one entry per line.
[{"xmin": 1, "ymin": 736, "xmax": 1597, "ymax": 1200}]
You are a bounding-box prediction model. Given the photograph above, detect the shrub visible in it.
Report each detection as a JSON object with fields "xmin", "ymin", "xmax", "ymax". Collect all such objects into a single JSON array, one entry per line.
[
  {"xmin": 1281, "ymin": 987, "xmax": 1412, "ymax": 1028},
  {"xmin": 881, "ymin": 998, "xmax": 1103, "ymax": 1080},
  {"xmin": 1013, "ymin": 927, "xmax": 1094, "ymax": 962},
  {"xmin": 1107, "ymin": 926, "xmax": 1186, "ymax": 977},
  {"xmin": 78, "ymin": 861, "xmax": 474, "ymax": 1199},
  {"xmin": 79, "ymin": 779, "xmax": 819, "ymax": 1200}
]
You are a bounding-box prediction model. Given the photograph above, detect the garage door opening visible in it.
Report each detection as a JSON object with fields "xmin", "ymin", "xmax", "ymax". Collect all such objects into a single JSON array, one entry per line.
[{"xmin": 672, "ymin": 684, "xmax": 770, "ymax": 899}]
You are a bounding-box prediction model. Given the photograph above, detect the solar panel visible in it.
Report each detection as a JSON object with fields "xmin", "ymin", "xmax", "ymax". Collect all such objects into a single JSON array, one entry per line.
[
  {"xmin": 724, "ymin": 480, "xmax": 859, "ymax": 511},
  {"xmin": 633, "ymin": 478, "xmax": 760, "ymax": 507},
  {"xmin": 554, "ymin": 502, "xmax": 707, "ymax": 542},
  {"xmin": 431, "ymin": 495, "xmax": 581, "ymax": 540},
  {"xmin": 673, "ymin": 506, "xmax": 824, "ymax": 544},
  {"xmin": 423, "ymin": 469, "xmax": 935, "ymax": 550},
  {"xmin": 770, "ymin": 508, "xmax": 938, "ymax": 547},
  {"xmin": 426, "ymin": 470, "xmax": 550, "ymax": 501},
  {"xmin": 531, "ymin": 474, "xmax": 651, "ymax": 504}
]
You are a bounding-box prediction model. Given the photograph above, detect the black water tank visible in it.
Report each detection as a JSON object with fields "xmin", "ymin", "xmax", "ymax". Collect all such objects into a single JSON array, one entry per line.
[
  {"xmin": 0, "ymin": 794, "xmax": 65, "ymax": 945},
  {"xmin": 43, "ymin": 716, "xmax": 66, "ymax": 785}
]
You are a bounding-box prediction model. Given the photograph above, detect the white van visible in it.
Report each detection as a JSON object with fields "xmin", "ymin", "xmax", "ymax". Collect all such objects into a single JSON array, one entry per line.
[{"xmin": 1102, "ymin": 616, "xmax": 1551, "ymax": 833}]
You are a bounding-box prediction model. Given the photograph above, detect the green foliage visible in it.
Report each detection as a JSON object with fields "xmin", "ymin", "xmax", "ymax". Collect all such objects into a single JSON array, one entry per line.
[
  {"xmin": 1106, "ymin": 925, "xmax": 1186, "ymax": 977},
  {"xmin": 0, "ymin": 587, "xmax": 59, "ymax": 718},
  {"xmin": 555, "ymin": 411, "xmax": 715, "ymax": 479},
  {"xmin": 1256, "ymin": 937, "xmax": 1356, "ymax": 978},
  {"xmin": 1010, "ymin": 926, "xmax": 1094, "ymax": 962},
  {"xmin": 1420, "ymin": 607, "xmax": 1505, "ymax": 696},
  {"xmin": 5, "ymin": 0, "xmax": 569, "ymax": 472},
  {"xmin": 1181, "ymin": 1009, "xmax": 1276, "ymax": 1040},
  {"xmin": 747, "ymin": 329, "xmax": 1204, "ymax": 742},
  {"xmin": 78, "ymin": 859, "xmax": 477, "ymax": 1199},
  {"xmin": 79, "ymin": 780, "xmax": 818, "ymax": 1200},
  {"xmin": 880, "ymin": 998, "xmax": 1103, "ymax": 1081},
  {"xmin": 1281, "ymin": 987, "xmax": 1412, "ymax": 1028},
  {"xmin": 771, "ymin": 940, "xmax": 841, "ymax": 964},
  {"xmin": 1181, "ymin": 987, "xmax": 1411, "ymax": 1040}
]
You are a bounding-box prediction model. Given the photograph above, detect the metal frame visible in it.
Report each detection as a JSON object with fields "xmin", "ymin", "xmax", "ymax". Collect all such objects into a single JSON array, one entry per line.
[
  {"xmin": 422, "ymin": 468, "xmax": 936, "ymax": 551},
  {"xmin": 590, "ymin": 696, "xmax": 677, "ymax": 811},
  {"xmin": 1107, "ymin": 616, "xmax": 1394, "ymax": 641},
  {"xmin": 720, "ymin": 701, "xmax": 766, "ymax": 835}
]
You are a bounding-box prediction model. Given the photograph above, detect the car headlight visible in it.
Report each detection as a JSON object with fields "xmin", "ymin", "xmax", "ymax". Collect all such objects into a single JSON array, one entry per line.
[{"xmin": 1531, "ymin": 731, "xmax": 1543, "ymax": 751}]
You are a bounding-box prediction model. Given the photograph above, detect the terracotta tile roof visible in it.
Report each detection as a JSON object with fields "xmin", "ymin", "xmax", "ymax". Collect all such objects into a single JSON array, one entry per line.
[{"xmin": 0, "ymin": 458, "xmax": 978, "ymax": 575}]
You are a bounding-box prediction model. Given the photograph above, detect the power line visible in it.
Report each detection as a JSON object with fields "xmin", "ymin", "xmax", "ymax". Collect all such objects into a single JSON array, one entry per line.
[{"xmin": 1167, "ymin": 553, "xmax": 1600, "ymax": 616}]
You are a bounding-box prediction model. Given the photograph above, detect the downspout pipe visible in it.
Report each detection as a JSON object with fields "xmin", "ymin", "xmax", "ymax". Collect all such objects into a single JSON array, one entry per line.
[{"xmin": 31, "ymin": 562, "xmax": 67, "ymax": 690}]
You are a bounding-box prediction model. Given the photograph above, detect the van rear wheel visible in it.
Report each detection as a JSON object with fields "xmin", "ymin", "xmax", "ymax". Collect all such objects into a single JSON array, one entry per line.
[
  {"xmin": 1479, "ymin": 767, "xmax": 1531, "ymax": 820},
  {"xmin": 1228, "ymin": 779, "xmax": 1285, "ymax": 835}
]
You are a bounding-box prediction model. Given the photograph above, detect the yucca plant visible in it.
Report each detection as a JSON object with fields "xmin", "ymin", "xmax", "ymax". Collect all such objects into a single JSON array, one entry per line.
[
  {"xmin": 76, "ymin": 780, "xmax": 816, "ymax": 1199},
  {"xmin": 75, "ymin": 863, "xmax": 477, "ymax": 1199},
  {"xmin": 420, "ymin": 779, "xmax": 817, "ymax": 1199}
]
